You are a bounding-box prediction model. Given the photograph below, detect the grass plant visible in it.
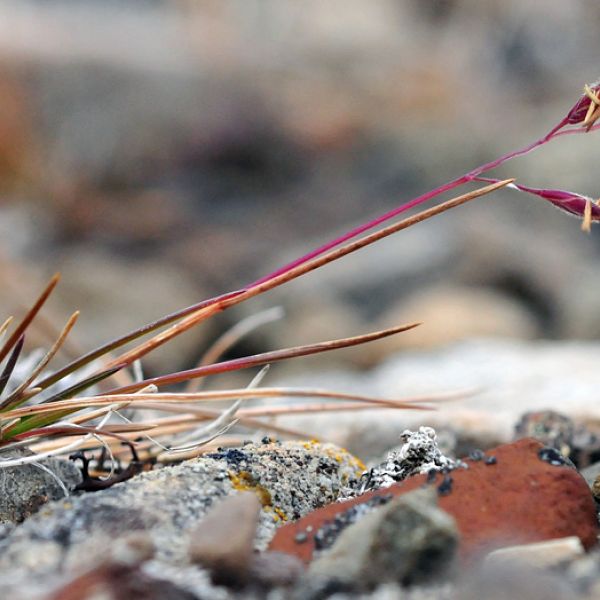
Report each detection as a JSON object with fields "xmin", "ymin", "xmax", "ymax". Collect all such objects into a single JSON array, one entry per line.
[{"xmin": 0, "ymin": 82, "xmax": 598, "ymax": 476}]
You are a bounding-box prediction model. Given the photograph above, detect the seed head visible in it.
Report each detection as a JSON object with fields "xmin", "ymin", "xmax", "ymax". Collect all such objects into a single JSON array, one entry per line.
[
  {"xmin": 566, "ymin": 82, "xmax": 600, "ymax": 129},
  {"xmin": 511, "ymin": 183, "xmax": 600, "ymax": 232}
]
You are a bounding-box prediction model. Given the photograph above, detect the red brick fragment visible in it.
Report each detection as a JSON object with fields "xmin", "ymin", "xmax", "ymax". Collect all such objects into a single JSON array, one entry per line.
[{"xmin": 269, "ymin": 438, "xmax": 598, "ymax": 563}]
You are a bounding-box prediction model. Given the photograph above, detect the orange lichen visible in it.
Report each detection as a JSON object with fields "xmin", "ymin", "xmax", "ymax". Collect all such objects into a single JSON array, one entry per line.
[{"xmin": 228, "ymin": 471, "xmax": 272, "ymax": 507}]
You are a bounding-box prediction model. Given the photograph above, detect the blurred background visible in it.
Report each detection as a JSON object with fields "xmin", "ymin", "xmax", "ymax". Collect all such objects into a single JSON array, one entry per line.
[{"xmin": 1, "ymin": 0, "xmax": 600, "ymax": 378}]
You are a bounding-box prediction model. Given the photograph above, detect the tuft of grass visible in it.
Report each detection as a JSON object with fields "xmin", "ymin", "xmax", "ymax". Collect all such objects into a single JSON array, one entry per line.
[{"xmin": 0, "ymin": 82, "xmax": 598, "ymax": 474}]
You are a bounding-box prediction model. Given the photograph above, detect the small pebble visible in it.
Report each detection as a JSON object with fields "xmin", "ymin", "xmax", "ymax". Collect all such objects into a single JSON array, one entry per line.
[
  {"xmin": 295, "ymin": 532, "xmax": 308, "ymax": 544},
  {"xmin": 469, "ymin": 449, "xmax": 485, "ymax": 461},
  {"xmin": 485, "ymin": 536, "xmax": 584, "ymax": 569},
  {"xmin": 485, "ymin": 456, "xmax": 497, "ymax": 465},
  {"xmin": 538, "ymin": 447, "xmax": 569, "ymax": 467}
]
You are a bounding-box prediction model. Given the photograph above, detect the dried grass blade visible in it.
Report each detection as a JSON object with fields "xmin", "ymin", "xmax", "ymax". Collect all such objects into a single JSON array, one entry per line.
[
  {"xmin": 0, "ymin": 312, "xmax": 79, "ymax": 410},
  {"xmin": 0, "ymin": 385, "xmax": 443, "ymax": 422},
  {"xmin": 0, "ymin": 273, "xmax": 60, "ymax": 365},
  {"xmin": 0, "ymin": 317, "xmax": 13, "ymax": 340},
  {"xmin": 8, "ymin": 424, "xmax": 144, "ymax": 444},
  {"xmin": 1, "ymin": 365, "xmax": 125, "ymax": 440},
  {"xmin": 239, "ymin": 402, "xmax": 436, "ymax": 417},
  {"xmin": 186, "ymin": 307, "xmax": 284, "ymax": 393},
  {"xmin": 166, "ymin": 366, "xmax": 269, "ymax": 451},
  {"xmin": 42, "ymin": 365, "xmax": 125, "ymax": 405},
  {"xmin": 0, "ymin": 335, "xmax": 25, "ymax": 399},
  {"xmin": 108, "ymin": 323, "xmax": 420, "ymax": 393},
  {"xmin": 33, "ymin": 289, "xmax": 244, "ymax": 392},
  {"xmin": 137, "ymin": 410, "xmax": 313, "ymax": 441}
]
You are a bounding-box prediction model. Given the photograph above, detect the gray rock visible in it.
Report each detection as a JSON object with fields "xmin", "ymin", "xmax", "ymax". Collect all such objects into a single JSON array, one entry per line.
[
  {"xmin": 375, "ymin": 285, "xmax": 539, "ymax": 355},
  {"xmin": 0, "ymin": 440, "xmax": 363, "ymax": 578},
  {"xmin": 43, "ymin": 535, "xmax": 198, "ymax": 600},
  {"xmin": 188, "ymin": 491, "xmax": 261, "ymax": 586},
  {"xmin": 0, "ymin": 450, "xmax": 82, "ymax": 524},
  {"xmin": 308, "ymin": 488, "xmax": 458, "ymax": 590}
]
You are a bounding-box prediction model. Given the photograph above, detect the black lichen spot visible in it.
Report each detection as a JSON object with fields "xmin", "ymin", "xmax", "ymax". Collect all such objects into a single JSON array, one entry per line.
[
  {"xmin": 437, "ymin": 475, "xmax": 453, "ymax": 496},
  {"xmin": 426, "ymin": 469, "xmax": 438, "ymax": 484},
  {"xmin": 316, "ymin": 458, "xmax": 336, "ymax": 476},
  {"xmin": 538, "ymin": 447, "xmax": 573, "ymax": 467},
  {"xmin": 206, "ymin": 448, "xmax": 250, "ymax": 467},
  {"xmin": 313, "ymin": 495, "xmax": 393, "ymax": 552},
  {"xmin": 484, "ymin": 455, "xmax": 497, "ymax": 465},
  {"xmin": 469, "ymin": 449, "xmax": 485, "ymax": 461}
]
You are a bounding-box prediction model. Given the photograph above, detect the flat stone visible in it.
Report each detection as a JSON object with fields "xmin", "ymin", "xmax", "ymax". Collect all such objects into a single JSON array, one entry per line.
[
  {"xmin": 188, "ymin": 491, "xmax": 261, "ymax": 586},
  {"xmin": 485, "ymin": 537, "xmax": 585, "ymax": 570},
  {"xmin": 269, "ymin": 439, "xmax": 598, "ymax": 563}
]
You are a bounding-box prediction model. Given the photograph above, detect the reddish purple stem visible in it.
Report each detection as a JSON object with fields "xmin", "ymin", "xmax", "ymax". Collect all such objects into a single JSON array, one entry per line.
[{"xmin": 247, "ymin": 115, "xmax": 577, "ymax": 289}]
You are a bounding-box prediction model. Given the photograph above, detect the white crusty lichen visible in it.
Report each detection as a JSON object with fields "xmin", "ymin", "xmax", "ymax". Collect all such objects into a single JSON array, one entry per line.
[{"xmin": 341, "ymin": 426, "xmax": 462, "ymax": 499}]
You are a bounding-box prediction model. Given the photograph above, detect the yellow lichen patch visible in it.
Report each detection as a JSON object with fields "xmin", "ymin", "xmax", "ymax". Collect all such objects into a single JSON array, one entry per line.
[
  {"xmin": 264, "ymin": 505, "xmax": 289, "ymax": 523},
  {"xmin": 228, "ymin": 471, "xmax": 272, "ymax": 507},
  {"xmin": 301, "ymin": 439, "xmax": 320, "ymax": 451},
  {"xmin": 273, "ymin": 506, "xmax": 288, "ymax": 522},
  {"xmin": 323, "ymin": 445, "xmax": 366, "ymax": 475},
  {"xmin": 263, "ymin": 506, "xmax": 279, "ymax": 522},
  {"xmin": 229, "ymin": 471, "xmax": 289, "ymax": 523}
]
